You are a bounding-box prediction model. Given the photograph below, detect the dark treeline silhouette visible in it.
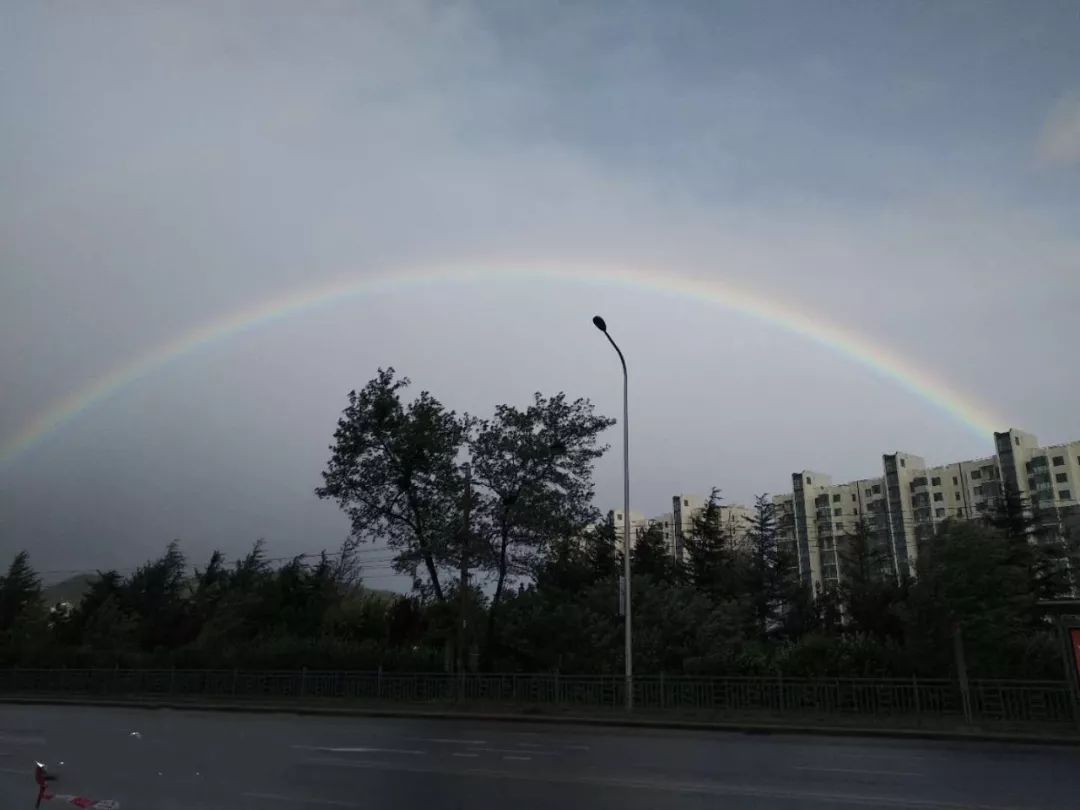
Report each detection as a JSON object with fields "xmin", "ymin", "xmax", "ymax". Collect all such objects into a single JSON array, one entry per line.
[
  {"xmin": 2, "ymin": 370, "xmax": 1076, "ymax": 678},
  {"xmin": 1, "ymin": 494, "xmax": 1074, "ymax": 677}
]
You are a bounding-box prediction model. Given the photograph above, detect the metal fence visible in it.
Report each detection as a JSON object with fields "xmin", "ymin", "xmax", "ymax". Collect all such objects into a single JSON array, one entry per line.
[{"xmin": 1, "ymin": 669, "xmax": 1076, "ymax": 729}]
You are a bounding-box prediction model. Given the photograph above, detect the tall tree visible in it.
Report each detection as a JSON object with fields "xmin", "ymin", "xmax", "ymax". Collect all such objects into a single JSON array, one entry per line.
[
  {"xmin": 632, "ymin": 524, "xmax": 680, "ymax": 585},
  {"xmin": 495, "ymin": 530, "xmax": 622, "ymax": 673},
  {"xmin": 317, "ymin": 369, "xmax": 467, "ymax": 601},
  {"xmin": 743, "ymin": 495, "xmax": 782, "ymax": 636},
  {"xmin": 195, "ymin": 541, "xmax": 271, "ymax": 649},
  {"xmin": 906, "ymin": 519, "xmax": 1032, "ymax": 676},
  {"xmin": 837, "ymin": 519, "xmax": 906, "ymax": 640},
  {"xmin": 470, "ymin": 392, "xmax": 614, "ymax": 659},
  {"xmin": 56, "ymin": 570, "xmax": 125, "ymax": 648},
  {"xmin": 682, "ymin": 489, "xmax": 740, "ymax": 595},
  {"xmin": 582, "ymin": 520, "xmax": 620, "ymax": 581},
  {"xmin": 123, "ymin": 540, "xmax": 190, "ymax": 651},
  {"xmin": 0, "ymin": 551, "xmax": 43, "ymax": 632},
  {"xmin": 988, "ymin": 484, "xmax": 1078, "ymax": 614}
]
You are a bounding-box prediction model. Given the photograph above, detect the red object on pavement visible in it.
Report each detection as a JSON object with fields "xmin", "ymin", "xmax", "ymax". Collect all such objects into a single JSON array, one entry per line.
[
  {"xmin": 33, "ymin": 762, "xmax": 120, "ymax": 809},
  {"xmin": 35, "ymin": 762, "xmax": 53, "ymax": 808},
  {"xmin": 1071, "ymin": 628, "xmax": 1080, "ymax": 686},
  {"xmin": 41, "ymin": 792, "xmax": 120, "ymax": 809}
]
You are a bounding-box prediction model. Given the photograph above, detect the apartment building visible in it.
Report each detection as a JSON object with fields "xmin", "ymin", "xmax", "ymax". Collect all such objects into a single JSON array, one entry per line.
[
  {"xmin": 606, "ymin": 497, "xmax": 756, "ymax": 561},
  {"xmin": 672, "ymin": 493, "xmax": 705, "ymax": 561},
  {"xmin": 648, "ymin": 512, "xmax": 677, "ymax": 555},
  {"xmin": 783, "ymin": 428, "xmax": 1079, "ymax": 593},
  {"xmin": 996, "ymin": 429, "xmax": 1080, "ymax": 510},
  {"xmin": 607, "ymin": 509, "xmax": 647, "ymax": 547},
  {"xmin": 773, "ymin": 493, "xmax": 798, "ymax": 572},
  {"xmin": 601, "ymin": 430, "xmax": 1077, "ymax": 591},
  {"xmin": 789, "ymin": 471, "xmax": 890, "ymax": 590},
  {"xmin": 668, "ymin": 494, "xmax": 756, "ymax": 560}
]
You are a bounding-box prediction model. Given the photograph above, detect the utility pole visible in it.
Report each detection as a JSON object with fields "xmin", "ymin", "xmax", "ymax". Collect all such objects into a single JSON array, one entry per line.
[{"xmin": 953, "ymin": 620, "xmax": 973, "ymax": 725}]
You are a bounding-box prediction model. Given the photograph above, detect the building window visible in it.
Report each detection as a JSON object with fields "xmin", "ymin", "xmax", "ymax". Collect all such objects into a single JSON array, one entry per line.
[
  {"xmin": 872, "ymin": 484, "xmax": 881, "ymax": 494},
  {"xmin": 933, "ymin": 492, "xmax": 943, "ymax": 502},
  {"xmin": 1015, "ymin": 436, "xmax": 1020, "ymax": 445},
  {"xmin": 832, "ymin": 493, "xmax": 841, "ymax": 503},
  {"xmin": 971, "ymin": 470, "xmax": 981, "ymax": 480},
  {"xmin": 1061, "ymin": 490, "xmax": 1072, "ymax": 501},
  {"xmin": 955, "ymin": 492, "xmax": 960, "ymax": 500},
  {"xmin": 931, "ymin": 476, "xmax": 941, "ymax": 486},
  {"xmin": 935, "ymin": 508, "xmax": 945, "ymax": 518},
  {"xmin": 835, "ymin": 522, "xmax": 843, "ymax": 531},
  {"xmin": 852, "ymin": 494, "xmax": 857, "ymax": 502},
  {"xmin": 1056, "ymin": 473, "xmax": 1068, "ymax": 483},
  {"xmin": 900, "ymin": 458, "xmax": 906, "ymax": 467},
  {"xmin": 683, "ymin": 499, "xmax": 689, "ymax": 506},
  {"xmin": 953, "ymin": 476, "xmax": 959, "ymax": 485},
  {"xmin": 1053, "ymin": 456, "xmax": 1065, "ymax": 466},
  {"xmin": 833, "ymin": 508, "xmax": 842, "ymax": 516},
  {"xmin": 973, "ymin": 486, "xmax": 983, "ymax": 496},
  {"xmin": 864, "ymin": 488, "xmax": 872, "ymax": 496},
  {"xmin": 806, "ymin": 477, "xmax": 811, "ymax": 485}
]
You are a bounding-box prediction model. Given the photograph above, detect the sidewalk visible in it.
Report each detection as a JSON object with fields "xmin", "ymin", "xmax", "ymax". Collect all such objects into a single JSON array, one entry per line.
[{"xmin": 2, "ymin": 692, "xmax": 1078, "ymax": 747}]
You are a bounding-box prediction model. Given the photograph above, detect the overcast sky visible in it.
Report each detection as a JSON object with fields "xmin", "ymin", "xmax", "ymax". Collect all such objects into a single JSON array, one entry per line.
[{"xmin": 2, "ymin": 1, "xmax": 1078, "ymax": 587}]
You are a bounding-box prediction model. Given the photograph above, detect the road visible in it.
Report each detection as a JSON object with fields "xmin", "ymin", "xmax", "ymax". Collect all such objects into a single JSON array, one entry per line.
[{"xmin": 1, "ymin": 704, "xmax": 1078, "ymax": 809}]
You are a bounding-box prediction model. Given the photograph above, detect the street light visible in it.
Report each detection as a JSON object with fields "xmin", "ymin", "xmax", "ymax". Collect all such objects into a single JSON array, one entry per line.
[{"xmin": 592, "ymin": 315, "xmax": 633, "ymax": 711}]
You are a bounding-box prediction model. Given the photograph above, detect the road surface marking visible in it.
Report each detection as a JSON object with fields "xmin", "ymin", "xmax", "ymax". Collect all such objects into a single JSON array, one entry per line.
[
  {"xmin": 293, "ymin": 745, "xmax": 425, "ymax": 756},
  {"xmin": 795, "ymin": 765, "xmax": 922, "ymax": 777},
  {"xmin": 244, "ymin": 792, "xmax": 363, "ymax": 807},
  {"xmin": 834, "ymin": 751, "xmax": 927, "ymax": 762},
  {"xmin": 408, "ymin": 737, "xmax": 486, "ymax": 745},
  {"xmin": 452, "ymin": 752, "xmax": 479, "ymax": 758},
  {"xmin": 467, "ymin": 747, "xmax": 557, "ymax": 756},
  {"xmin": 503, "ymin": 755, "xmax": 532, "ymax": 761},
  {"xmin": 0, "ymin": 734, "xmax": 45, "ymax": 745}
]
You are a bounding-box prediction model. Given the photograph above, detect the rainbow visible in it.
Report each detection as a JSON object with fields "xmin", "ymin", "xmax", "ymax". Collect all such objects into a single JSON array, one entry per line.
[{"xmin": 0, "ymin": 262, "xmax": 1006, "ymax": 466}]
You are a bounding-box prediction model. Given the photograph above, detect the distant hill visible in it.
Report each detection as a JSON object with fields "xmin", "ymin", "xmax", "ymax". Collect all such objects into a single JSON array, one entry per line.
[
  {"xmin": 359, "ymin": 586, "xmax": 398, "ymax": 604},
  {"xmin": 43, "ymin": 573, "xmax": 97, "ymax": 606}
]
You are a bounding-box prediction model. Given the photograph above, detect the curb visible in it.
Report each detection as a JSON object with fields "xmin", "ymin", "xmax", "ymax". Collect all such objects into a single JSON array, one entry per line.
[{"xmin": 2, "ymin": 695, "xmax": 1078, "ymax": 747}]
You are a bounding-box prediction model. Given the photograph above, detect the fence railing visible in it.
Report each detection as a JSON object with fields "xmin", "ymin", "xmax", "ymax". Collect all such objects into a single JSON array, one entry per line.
[{"xmin": 1, "ymin": 669, "xmax": 1076, "ymax": 729}]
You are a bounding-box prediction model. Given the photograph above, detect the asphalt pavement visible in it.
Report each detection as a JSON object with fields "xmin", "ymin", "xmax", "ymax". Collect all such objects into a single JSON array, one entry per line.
[{"xmin": 1, "ymin": 703, "xmax": 1077, "ymax": 809}]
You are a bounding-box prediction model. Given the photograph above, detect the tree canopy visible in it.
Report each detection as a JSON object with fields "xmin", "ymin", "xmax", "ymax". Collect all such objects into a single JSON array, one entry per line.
[{"xmin": 5, "ymin": 372, "xmax": 1076, "ymax": 681}]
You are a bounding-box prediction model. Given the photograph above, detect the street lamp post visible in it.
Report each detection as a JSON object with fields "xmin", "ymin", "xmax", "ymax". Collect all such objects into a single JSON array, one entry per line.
[{"xmin": 592, "ymin": 315, "xmax": 633, "ymax": 711}]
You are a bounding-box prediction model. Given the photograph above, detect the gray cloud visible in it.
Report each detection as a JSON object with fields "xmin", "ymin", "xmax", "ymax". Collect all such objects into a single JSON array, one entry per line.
[
  {"xmin": 1038, "ymin": 94, "xmax": 1080, "ymax": 167},
  {"xmin": 1, "ymin": 1, "xmax": 1078, "ymax": 583}
]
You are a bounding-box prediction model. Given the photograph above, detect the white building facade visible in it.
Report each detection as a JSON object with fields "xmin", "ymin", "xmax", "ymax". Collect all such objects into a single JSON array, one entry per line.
[{"xmin": 782, "ymin": 428, "xmax": 1079, "ymax": 592}]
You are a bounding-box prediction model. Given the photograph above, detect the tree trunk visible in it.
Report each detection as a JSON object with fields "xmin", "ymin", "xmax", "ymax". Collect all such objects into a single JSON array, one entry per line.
[
  {"xmin": 408, "ymin": 491, "xmax": 445, "ymax": 601},
  {"xmin": 422, "ymin": 550, "xmax": 445, "ymax": 602}
]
